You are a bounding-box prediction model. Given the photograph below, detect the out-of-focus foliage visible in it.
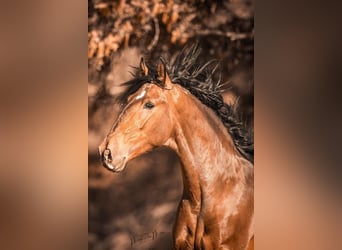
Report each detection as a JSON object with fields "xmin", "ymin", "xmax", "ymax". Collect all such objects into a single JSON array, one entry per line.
[{"xmin": 88, "ymin": 0, "xmax": 254, "ymax": 71}]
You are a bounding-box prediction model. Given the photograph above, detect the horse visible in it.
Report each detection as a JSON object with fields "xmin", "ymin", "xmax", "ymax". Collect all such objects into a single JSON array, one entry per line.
[{"xmin": 98, "ymin": 44, "xmax": 254, "ymax": 250}]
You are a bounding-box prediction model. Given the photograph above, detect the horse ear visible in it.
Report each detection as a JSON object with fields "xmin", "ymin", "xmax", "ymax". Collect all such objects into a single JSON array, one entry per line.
[
  {"xmin": 140, "ymin": 57, "xmax": 149, "ymax": 76},
  {"xmin": 157, "ymin": 57, "xmax": 172, "ymax": 89}
]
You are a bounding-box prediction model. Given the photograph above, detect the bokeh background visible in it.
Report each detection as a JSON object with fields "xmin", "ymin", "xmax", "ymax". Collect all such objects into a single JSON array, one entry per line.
[
  {"xmin": 88, "ymin": 1, "xmax": 253, "ymax": 249},
  {"xmin": 0, "ymin": 0, "xmax": 341, "ymax": 250}
]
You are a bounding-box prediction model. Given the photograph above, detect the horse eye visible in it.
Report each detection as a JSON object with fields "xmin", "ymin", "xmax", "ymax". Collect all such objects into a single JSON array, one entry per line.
[{"xmin": 143, "ymin": 102, "xmax": 155, "ymax": 109}]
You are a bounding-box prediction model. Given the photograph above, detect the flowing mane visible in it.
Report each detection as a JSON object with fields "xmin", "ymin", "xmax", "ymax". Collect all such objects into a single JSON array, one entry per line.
[{"xmin": 119, "ymin": 44, "xmax": 254, "ymax": 163}]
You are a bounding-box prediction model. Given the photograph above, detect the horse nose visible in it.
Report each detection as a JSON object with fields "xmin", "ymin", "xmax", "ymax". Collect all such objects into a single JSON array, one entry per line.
[
  {"xmin": 102, "ymin": 148, "xmax": 112, "ymax": 163},
  {"xmin": 99, "ymin": 146, "xmax": 127, "ymax": 172}
]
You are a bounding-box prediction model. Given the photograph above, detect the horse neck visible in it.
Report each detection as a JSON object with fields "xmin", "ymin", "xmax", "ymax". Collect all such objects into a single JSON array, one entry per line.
[{"xmin": 166, "ymin": 88, "xmax": 252, "ymax": 205}]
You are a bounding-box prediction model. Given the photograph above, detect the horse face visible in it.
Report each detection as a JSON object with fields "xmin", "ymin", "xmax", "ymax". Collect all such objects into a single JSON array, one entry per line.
[{"xmin": 99, "ymin": 84, "xmax": 174, "ymax": 172}]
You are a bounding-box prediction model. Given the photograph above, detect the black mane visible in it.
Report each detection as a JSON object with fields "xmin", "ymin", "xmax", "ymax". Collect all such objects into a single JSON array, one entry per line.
[{"xmin": 119, "ymin": 44, "xmax": 254, "ymax": 163}]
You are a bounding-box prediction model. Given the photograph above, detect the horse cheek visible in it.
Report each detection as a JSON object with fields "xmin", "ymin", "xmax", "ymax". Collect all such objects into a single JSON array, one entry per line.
[{"xmin": 149, "ymin": 117, "xmax": 172, "ymax": 145}]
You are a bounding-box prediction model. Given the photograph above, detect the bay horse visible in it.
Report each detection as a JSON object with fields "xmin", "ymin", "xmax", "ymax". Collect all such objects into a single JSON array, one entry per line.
[{"xmin": 98, "ymin": 44, "xmax": 254, "ymax": 249}]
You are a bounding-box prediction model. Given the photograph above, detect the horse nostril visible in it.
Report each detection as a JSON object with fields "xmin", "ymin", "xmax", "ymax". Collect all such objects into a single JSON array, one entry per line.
[{"xmin": 103, "ymin": 148, "xmax": 112, "ymax": 162}]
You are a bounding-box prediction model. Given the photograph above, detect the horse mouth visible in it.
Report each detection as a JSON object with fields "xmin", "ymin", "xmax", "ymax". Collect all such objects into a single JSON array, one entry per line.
[{"xmin": 102, "ymin": 156, "xmax": 127, "ymax": 173}]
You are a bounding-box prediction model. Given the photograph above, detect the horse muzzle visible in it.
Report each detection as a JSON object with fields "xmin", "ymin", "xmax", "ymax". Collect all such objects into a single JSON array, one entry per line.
[{"xmin": 100, "ymin": 148, "xmax": 127, "ymax": 172}]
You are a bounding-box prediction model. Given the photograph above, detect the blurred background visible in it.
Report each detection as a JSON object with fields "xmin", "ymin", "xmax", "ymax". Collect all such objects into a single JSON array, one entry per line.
[
  {"xmin": 88, "ymin": 0, "xmax": 253, "ymax": 249},
  {"xmin": 0, "ymin": 0, "xmax": 341, "ymax": 250}
]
